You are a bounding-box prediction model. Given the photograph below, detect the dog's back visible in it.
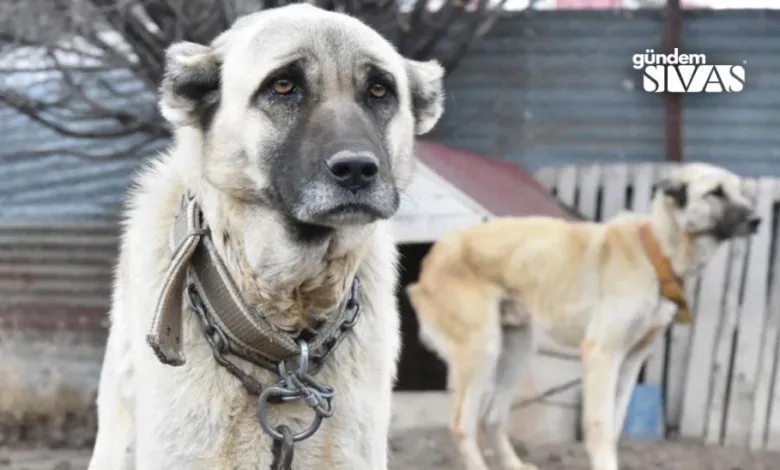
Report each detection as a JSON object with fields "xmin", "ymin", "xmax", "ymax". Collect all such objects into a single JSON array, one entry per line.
[
  {"xmin": 406, "ymin": 214, "xmax": 658, "ymax": 358},
  {"xmin": 408, "ymin": 217, "xmax": 581, "ymax": 356}
]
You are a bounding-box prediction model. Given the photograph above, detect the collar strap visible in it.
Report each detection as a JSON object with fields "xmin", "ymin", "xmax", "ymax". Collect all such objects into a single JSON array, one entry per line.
[
  {"xmin": 639, "ymin": 224, "xmax": 692, "ymax": 324},
  {"xmin": 146, "ymin": 192, "xmax": 361, "ymax": 370}
]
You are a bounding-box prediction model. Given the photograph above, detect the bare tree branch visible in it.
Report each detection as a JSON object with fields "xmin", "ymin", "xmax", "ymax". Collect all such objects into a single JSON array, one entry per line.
[{"xmin": 0, "ymin": 0, "xmax": 530, "ymax": 162}]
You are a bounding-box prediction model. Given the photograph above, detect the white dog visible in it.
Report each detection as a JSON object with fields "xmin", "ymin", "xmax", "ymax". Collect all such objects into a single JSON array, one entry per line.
[
  {"xmin": 87, "ymin": 4, "xmax": 445, "ymax": 469},
  {"xmin": 407, "ymin": 163, "xmax": 761, "ymax": 470}
]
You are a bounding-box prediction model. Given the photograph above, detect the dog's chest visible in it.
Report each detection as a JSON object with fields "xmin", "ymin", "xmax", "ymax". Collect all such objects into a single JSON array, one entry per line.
[
  {"xmin": 138, "ymin": 353, "xmax": 385, "ymax": 470},
  {"xmin": 135, "ymin": 291, "xmax": 396, "ymax": 470}
]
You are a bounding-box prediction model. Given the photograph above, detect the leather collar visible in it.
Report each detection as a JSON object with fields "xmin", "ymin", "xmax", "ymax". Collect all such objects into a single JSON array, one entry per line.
[
  {"xmin": 639, "ymin": 224, "xmax": 692, "ymax": 324},
  {"xmin": 146, "ymin": 192, "xmax": 360, "ymax": 371}
]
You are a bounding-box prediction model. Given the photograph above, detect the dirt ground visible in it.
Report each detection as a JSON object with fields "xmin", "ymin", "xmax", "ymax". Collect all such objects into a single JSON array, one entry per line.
[{"xmin": 3, "ymin": 427, "xmax": 780, "ymax": 470}]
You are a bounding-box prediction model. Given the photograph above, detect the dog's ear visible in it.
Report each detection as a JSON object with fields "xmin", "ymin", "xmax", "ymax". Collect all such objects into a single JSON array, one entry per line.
[
  {"xmin": 653, "ymin": 178, "xmax": 688, "ymax": 208},
  {"xmin": 159, "ymin": 41, "xmax": 221, "ymax": 129},
  {"xmin": 405, "ymin": 58, "xmax": 445, "ymax": 135}
]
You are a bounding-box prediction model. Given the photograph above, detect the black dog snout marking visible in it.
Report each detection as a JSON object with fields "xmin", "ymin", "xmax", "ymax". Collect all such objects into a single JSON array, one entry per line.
[{"xmin": 326, "ymin": 152, "xmax": 379, "ymax": 192}]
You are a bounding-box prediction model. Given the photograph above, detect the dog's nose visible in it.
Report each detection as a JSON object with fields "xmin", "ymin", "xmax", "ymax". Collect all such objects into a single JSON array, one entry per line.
[{"xmin": 326, "ymin": 152, "xmax": 378, "ymax": 192}]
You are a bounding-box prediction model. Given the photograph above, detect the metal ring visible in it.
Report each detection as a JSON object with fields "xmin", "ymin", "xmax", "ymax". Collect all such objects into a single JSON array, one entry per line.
[
  {"xmin": 296, "ymin": 340, "xmax": 309, "ymax": 377},
  {"xmin": 257, "ymin": 386, "xmax": 324, "ymax": 442},
  {"xmin": 341, "ymin": 303, "xmax": 361, "ymax": 329}
]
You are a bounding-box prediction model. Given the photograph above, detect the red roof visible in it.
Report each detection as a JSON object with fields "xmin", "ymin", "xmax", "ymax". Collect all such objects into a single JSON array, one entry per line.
[{"xmin": 415, "ymin": 141, "xmax": 574, "ymax": 220}]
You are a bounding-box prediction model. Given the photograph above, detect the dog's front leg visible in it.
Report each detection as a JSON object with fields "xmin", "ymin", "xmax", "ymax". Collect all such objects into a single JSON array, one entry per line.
[{"xmin": 581, "ymin": 340, "xmax": 622, "ymax": 470}]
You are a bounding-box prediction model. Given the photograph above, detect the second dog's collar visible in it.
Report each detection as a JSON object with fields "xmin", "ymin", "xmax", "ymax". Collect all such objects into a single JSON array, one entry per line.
[{"xmin": 639, "ymin": 224, "xmax": 692, "ymax": 324}]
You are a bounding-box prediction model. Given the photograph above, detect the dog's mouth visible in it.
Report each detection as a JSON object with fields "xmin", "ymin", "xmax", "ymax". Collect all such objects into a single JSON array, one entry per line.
[
  {"xmin": 314, "ymin": 202, "xmax": 388, "ymax": 226},
  {"xmin": 292, "ymin": 193, "xmax": 400, "ymax": 229},
  {"xmin": 728, "ymin": 216, "xmax": 761, "ymax": 237},
  {"xmin": 279, "ymin": 175, "xmax": 400, "ymax": 229},
  {"xmin": 699, "ymin": 216, "xmax": 761, "ymax": 241}
]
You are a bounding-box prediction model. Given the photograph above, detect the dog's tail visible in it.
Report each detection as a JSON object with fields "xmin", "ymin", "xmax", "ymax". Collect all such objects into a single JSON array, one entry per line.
[{"xmin": 405, "ymin": 282, "xmax": 449, "ymax": 362}]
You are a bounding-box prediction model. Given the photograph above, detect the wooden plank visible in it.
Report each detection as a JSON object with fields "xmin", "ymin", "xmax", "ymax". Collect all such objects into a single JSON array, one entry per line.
[
  {"xmin": 705, "ymin": 238, "xmax": 750, "ymax": 445},
  {"xmin": 577, "ymin": 164, "xmax": 601, "ymax": 220},
  {"xmin": 679, "ymin": 243, "xmax": 731, "ymax": 438},
  {"xmin": 556, "ymin": 166, "xmax": 577, "ymax": 208},
  {"xmin": 746, "ymin": 179, "xmax": 780, "ymax": 450},
  {"xmin": 724, "ymin": 178, "xmax": 774, "ymax": 448},
  {"xmin": 666, "ymin": 228, "xmax": 702, "ymax": 430},
  {"xmin": 666, "ymin": 279, "xmax": 700, "ymax": 430},
  {"xmin": 767, "ymin": 180, "xmax": 780, "ymax": 450},
  {"xmin": 657, "ymin": 162, "xmax": 678, "ymax": 179},
  {"xmin": 600, "ymin": 164, "xmax": 630, "ymax": 220},
  {"xmin": 534, "ymin": 167, "xmax": 559, "ymax": 192},
  {"xmin": 630, "ymin": 163, "xmax": 656, "ymax": 215},
  {"xmin": 767, "ymin": 200, "xmax": 780, "ymax": 450}
]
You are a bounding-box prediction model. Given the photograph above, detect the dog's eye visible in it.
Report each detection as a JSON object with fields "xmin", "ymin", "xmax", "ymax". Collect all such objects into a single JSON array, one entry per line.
[
  {"xmin": 709, "ymin": 185, "xmax": 727, "ymax": 198},
  {"xmin": 271, "ymin": 78, "xmax": 296, "ymax": 96},
  {"xmin": 368, "ymin": 83, "xmax": 388, "ymax": 99}
]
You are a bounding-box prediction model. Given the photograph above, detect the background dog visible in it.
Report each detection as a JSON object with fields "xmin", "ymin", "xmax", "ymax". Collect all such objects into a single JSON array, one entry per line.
[
  {"xmin": 88, "ymin": 4, "xmax": 444, "ymax": 469},
  {"xmin": 407, "ymin": 162, "xmax": 760, "ymax": 470}
]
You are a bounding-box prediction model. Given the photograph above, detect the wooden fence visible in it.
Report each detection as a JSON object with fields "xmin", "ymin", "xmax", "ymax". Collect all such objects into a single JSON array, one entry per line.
[{"xmin": 533, "ymin": 163, "xmax": 780, "ymax": 451}]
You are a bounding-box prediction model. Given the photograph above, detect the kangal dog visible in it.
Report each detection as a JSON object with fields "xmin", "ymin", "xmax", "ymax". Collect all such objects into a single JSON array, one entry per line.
[
  {"xmin": 88, "ymin": 5, "xmax": 445, "ymax": 469},
  {"xmin": 407, "ymin": 163, "xmax": 761, "ymax": 470}
]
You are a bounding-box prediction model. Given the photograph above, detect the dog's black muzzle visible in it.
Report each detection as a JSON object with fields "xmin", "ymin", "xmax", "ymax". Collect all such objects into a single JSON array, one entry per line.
[{"xmin": 711, "ymin": 206, "xmax": 761, "ymax": 241}]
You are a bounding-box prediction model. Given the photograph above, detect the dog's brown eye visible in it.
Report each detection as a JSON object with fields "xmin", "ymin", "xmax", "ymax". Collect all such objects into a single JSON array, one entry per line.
[
  {"xmin": 369, "ymin": 83, "xmax": 387, "ymax": 99},
  {"xmin": 271, "ymin": 79, "xmax": 296, "ymax": 95}
]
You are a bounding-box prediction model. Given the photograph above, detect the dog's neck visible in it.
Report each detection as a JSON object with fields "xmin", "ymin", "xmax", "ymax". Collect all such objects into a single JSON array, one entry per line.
[
  {"xmin": 177, "ymin": 156, "xmax": 374, "ymax": 332},
  {"xmin": 649, "ymin": 195, "xmax": 722, "ymax": 279}
]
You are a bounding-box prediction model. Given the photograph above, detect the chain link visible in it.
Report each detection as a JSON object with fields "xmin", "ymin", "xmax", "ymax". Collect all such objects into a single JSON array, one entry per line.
[
  {"xmin": 184, "ymin": 273, "xmax": 362, "ymax": 468},
  {"xmin": 185, "ymin": 281, "xmax": 268, "ymax": 396},
  {"xmin": 270, "ymin": 425, "xmax": 295, "ymax": 470},
  {"xmin": 312, "ymin": 278, "xmax": 362, "ymax": 369},
  {"xmin": 256, "ymin": 341, "xmax": 336, "ymax": 442}
]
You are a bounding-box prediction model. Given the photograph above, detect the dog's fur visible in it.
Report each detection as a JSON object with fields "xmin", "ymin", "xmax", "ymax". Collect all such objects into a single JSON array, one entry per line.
[
  {"xmin": 88, "ymin": 5, "xmax": 445, "ymax": 469},
  {"xmin": 406, "ymin": 163, "xmax": 760, "ymax": 470}
]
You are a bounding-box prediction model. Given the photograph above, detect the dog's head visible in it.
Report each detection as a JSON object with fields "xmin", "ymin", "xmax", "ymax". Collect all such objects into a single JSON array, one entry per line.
[
  {"xmin": 653, "ymin": 163, "xmax": 761, "ymax": 241},
  {"xmin": 159, "ymin": 4, "xmax": 444, "ymax": 234}
]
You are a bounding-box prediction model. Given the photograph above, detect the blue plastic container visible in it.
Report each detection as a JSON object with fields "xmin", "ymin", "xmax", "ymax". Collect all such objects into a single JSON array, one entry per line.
[{"xmin": 621, "ymin": 383, "xmax": 665, "ymax": 442}]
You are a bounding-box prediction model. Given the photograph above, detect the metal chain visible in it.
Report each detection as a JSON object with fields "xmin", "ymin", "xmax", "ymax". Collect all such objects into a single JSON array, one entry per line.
[
  {"xmin": 311, "ymin": 278, "xmax": 362, "ymax": 369},
  {"xmin": 270, "ymin": 425, "xmax": 295, "ymax": 470},
  {"xmin": 184, "ymin": 273, "xmax": 362, "ymax": 469},
  {"xmin": 185, "ymin": 281, "xmax": 267, "ymax": 396}
]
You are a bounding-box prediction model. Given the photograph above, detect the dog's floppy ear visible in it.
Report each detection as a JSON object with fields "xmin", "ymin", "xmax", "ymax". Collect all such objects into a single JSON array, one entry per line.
[
  {"xmin": 405, "ymin": 58, "xmax": 445, "ymax": 135},
  {"xmin": 653, "ymin": 178, "xmax": 688, "ymax": 208},
  {"xmin": 159, "ymin": 41, "xmax": 221, "ymax": 128}
]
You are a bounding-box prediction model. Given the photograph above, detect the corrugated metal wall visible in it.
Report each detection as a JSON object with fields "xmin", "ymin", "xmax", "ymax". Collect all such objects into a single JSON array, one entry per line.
[
  {"xmin": 683, "ymin": 11, "xmax": 780, "ymax": 175},
  {"xmin": 0, "ymin": 223, "xmax": 117, "ymax": 334},
  {"xmin": 430, "ymin": 9, "xmax": 780, "ymax": 177}
]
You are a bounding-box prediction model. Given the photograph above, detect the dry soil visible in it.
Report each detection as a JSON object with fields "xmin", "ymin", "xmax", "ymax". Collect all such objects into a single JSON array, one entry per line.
[{"xmin": 3, "ymin": 426, "xmax": 780, "ymax": 469}]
